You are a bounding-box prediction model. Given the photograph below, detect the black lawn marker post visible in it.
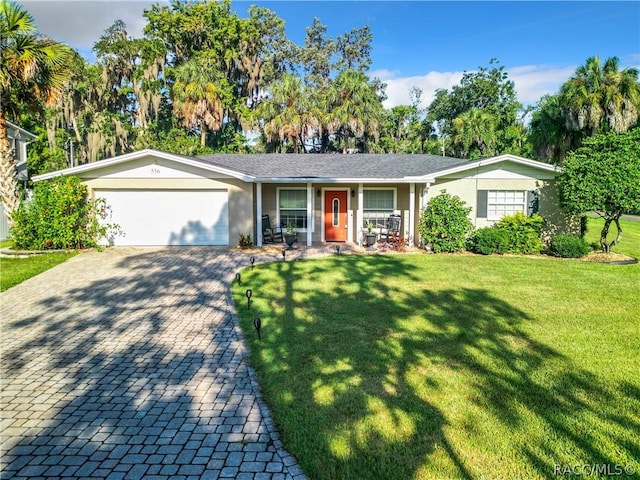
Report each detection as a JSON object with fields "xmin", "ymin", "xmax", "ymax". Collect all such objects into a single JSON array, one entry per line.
[
  {"xmin": 235, "ymin": 273, "xmax": 241, "ymax": 285},
  {"xmin": 246, "ymin": 289, "xmax": 252, "ymax": 310},
  {"xmin": 281, "ymin": 248, "xmax": 286, "ymax": 261},
  {"xmin": 335, "ymin": 245, "xmax": 340, "ymax": 255},
  {"xmin": 250, "ymin": 256, "xmax": 255, "ymax": 268},
  {"xmin": 253, "ymin": 317, "xmax": 262, "ymax": 341}
]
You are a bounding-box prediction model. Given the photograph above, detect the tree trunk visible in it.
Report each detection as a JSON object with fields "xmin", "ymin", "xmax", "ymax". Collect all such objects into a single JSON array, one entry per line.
[
  {"xmin": 320, "ymin": 130, "xmax": 329, "ymax": 153},
  {"xmin": 609, "ymin": 215, "xmax": 623, "ymax": 250},
  {"xmin": 0, "ymin": 111, "xmax": 21, "ymax": 227},
  {"xmin": 200, "ymin": 126, "xmax": 207, "ymax": 147},
  {"xmin": 343, "ymin": 130, "xmax": 350, "ymax": 154},
  {"xmin": 298, "ymin": 134, "xmax": 307, "ymax": 154},
  {"xmin": 600, "ymin": 214, "xmax": 624, "ymax": 253},
  {"xmin": 600, "ymin": 218, "xmax": 612, "ymax": 253}
]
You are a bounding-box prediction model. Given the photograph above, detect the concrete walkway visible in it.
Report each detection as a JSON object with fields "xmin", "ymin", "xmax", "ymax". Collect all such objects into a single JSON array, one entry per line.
[{"xmin": 0, "ymin": 246, "xmax": 342, "ymax": 479}]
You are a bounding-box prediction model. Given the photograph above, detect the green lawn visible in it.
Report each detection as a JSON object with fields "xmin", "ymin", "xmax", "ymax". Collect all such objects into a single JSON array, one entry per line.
[
  {"xmin": 233, "ymin": 230, "xmax": 639, "ymax": 479},
  {"xmin": 0, "ymin": 251, "xmax": 77, "ymax": 291}
]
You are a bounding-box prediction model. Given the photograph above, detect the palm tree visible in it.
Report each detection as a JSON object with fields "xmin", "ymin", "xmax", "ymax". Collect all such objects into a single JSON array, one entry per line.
[
  {"xmin": 327, "ymin": 69, "xmax": 383, "ymax": 154},
  {"xmin": 172, "ymin": 55, "xmax": 232, "ymax": 146},
  {"xmin": 0, "ymin": 0, "xmax": 72, "ymax": 225},
  {"xmin": 259, "ymin": 74, "xmax": 317, "ymax": 153},
  {"xmin": 528, "ymin": 94, "xmax": 582, "ymax": 163},
  {"xmin": 561, "ymin": 56, "xmax": 640, "ymax": 135},
  {"xmin": 452, "ymin": 108, "xmax": 497, "ymax": 159}
]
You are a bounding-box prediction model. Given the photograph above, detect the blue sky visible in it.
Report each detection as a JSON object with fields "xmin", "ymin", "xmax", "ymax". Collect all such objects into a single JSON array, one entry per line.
[{"xmin": 23, "ymin": 1, "xmax": 640, "ymax": 109}]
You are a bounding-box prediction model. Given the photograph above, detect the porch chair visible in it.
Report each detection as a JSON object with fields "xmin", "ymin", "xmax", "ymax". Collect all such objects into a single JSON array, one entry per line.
[
  {"xmin": 382, "ymin": 214, "xmax": 401, "ymax": 241},
  {"xmin": 262, "ymin": 214, "xmax": 283, "ymax": 244}
]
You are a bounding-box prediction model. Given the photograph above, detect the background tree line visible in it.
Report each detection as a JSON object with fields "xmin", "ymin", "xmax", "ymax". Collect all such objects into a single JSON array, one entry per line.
[{"xmin": 2, "ymin": 0, "xmax": 639, "ymax": 184}]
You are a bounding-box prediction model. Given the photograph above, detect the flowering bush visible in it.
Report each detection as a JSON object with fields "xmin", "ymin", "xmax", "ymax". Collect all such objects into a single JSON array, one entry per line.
[{"xmin": 11, "ymin": 176, "xmax": 121, "ymax": 250}]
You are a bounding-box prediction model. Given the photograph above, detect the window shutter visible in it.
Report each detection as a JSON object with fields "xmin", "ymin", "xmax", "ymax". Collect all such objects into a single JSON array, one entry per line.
[
  {"xmin": 477, "ymin": 190, "xmax": 488, "ymax": 218},
  {"xmin": 527, "ymin": 190, "xmax": 539, "ymax": 215}
]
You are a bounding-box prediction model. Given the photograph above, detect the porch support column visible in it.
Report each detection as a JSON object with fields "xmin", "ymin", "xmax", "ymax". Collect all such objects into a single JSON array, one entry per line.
[
  {"xmin": 306, "ymin": 182, "xmax": 313, "ymax": 247},
  {"xmin": 409, "ymin": 182, "xmax": 416, "ymax": 247},
  {"xmin": 256, "ymin": 182, "xmax": 263, "ymax": 247},
  {"xmin": 357, "ymin": 183, "xmax": 364, "ymax": 245},
  {"xmin": 421, "ymin": 182, "xmax": 430, "ymax": 209}
]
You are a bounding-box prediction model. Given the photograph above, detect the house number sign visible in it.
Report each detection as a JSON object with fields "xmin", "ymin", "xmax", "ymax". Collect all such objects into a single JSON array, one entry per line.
[{"xmin": 150, "ymin": 167, "xmax": 161, "ymax": 174}]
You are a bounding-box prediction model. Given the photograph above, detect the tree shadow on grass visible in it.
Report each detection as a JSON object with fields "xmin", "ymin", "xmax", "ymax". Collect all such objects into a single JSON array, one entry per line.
[
  {"xmin": 1, "ymin": 248, "xmax": 279, "ymax": 478},
  {"xmin": 237, "ymin": 254, "xmax": 640, "ymax": 479}
]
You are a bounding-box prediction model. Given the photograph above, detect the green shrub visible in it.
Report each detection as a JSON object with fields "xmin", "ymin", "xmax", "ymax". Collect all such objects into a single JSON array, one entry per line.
[
  {"xmin": 495, "ymin": 212, "xmax": 545, "ymax": 254},
  {"xmin": 11, "ymin": 176, "xmax": 120, "ymax": 250},
  {"xmin": 549, "ymin": 234, "xmax": 591, "ymax": 258},
  {"xmin": 419, "ymin": 191, "xmax": 473, "ymax": 253},
  {"xmin": 467, "ymin": 227, "xmax": 510, "ymax": 255},
  {"xmin": 238, "ymin": 233, "xmax": 252, "ymax": 247}
]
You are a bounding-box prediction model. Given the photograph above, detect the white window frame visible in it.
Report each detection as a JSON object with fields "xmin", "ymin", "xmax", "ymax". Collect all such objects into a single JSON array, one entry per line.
[
  {"xmin": 363, "ymin": 187, "xmax": 397, "ymax": 229},
  {"xmin": 487, "ymin": 190, "xmax": 527, "ymax": 221},
  {"xmin": 277, "ymin": 187, "xmax": 313, "ymax": 232}
]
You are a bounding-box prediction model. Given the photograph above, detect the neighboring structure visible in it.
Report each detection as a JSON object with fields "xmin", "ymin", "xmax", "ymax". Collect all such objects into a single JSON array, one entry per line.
[
  {"xmin": 0, "ymin": 122, "xmax": 37, "ymax": 241},
  {"xmin": 33, "ymin": 149, "xmax": 577, "ymax": 247}
]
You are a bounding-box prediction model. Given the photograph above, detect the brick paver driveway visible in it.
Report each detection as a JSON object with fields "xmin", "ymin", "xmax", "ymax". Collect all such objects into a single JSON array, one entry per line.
[{"xmin": 1, "ymin": 248, "xmax": 306, "ymax": 479}]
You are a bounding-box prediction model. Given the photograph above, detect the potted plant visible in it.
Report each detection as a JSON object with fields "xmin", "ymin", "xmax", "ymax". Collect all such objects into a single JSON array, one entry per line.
[
  {"xmin": 238, "ymin": 233, "xmax": 252, "ymax": 249},
  {"xmin": 364, "ymin": 220, "xmax": 377, "ymax": 247},
  {"xmin": 284, "ymin": 224, "xmax": 297, "ymax": 249}
]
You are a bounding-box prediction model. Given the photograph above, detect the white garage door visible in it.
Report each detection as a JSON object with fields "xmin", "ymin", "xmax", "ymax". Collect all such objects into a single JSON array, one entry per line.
[{"xmin": 97, "ymin": 190, "xmax": 229, "ymax": 246}]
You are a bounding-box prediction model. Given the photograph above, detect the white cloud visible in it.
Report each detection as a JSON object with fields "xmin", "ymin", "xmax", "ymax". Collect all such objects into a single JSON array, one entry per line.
[
  {"xmin": 373, "ymin": 64, "xmax": 578, "ymax": 110},
  {"xmin": 371, "ymin": 70, "xmax": 465, "ymax": 110},
  {"xmin": 506, "ymin": 65, "xmax": 576, "ymax": 105}
]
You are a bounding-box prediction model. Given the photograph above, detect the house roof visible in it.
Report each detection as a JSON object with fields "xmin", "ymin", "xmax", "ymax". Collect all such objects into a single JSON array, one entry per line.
[
  {"xmin": 195, "ymin": 153, "xmax": 470, "ymax": 182},
  {"xmin": 33, "ymin": 149, "xmax": 559, "ymax": 183}
]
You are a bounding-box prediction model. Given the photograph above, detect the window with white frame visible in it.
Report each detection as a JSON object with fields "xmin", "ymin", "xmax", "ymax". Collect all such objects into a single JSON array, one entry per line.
[
  {"xmin": 278, "ymin": 189, "xmax": 308, "ymax": 229},
  {"xmin": 363, "ymin": 189, "xmax": 395, "ymax": 228},
  {"xmin": 487, "ymin": 190, "xmax": 527, "ymax": 220}
]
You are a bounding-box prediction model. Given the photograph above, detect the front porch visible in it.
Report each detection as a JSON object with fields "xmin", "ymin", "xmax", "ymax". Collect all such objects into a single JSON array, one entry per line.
[{"xmin": 254, "ymin": 182, "xmax": 425, "ymax": 247}]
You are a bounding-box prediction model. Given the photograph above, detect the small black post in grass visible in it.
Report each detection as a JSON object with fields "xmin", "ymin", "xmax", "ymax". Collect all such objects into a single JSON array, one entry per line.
[
  {"xmin": 335, "ymin": 245, "xmax": 340, "ymax": 255},
  {"xmin": 249, "ymin": 256, "xmax": 255, "ymax": 268},
  {"xmin": 245, "ymin": 289, "xmax": 252, "ymax": 310},
  {"xmin": 235, "ymin": 273, "xmax": 241, "ymax": 285},
  {"xmin": 253, "ymin": 317, "xmax": 262, "ymax": 341},
  {"xmin": 281, "ymin": 248, "xmax": 286, "ymax": 261}
]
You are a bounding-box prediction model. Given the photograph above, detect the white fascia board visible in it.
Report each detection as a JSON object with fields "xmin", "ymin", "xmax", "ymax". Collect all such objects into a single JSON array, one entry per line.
[
  {"xmin": 429, "ymin": 154, "xmax": 559, "ymax": 179},
  {"xmin": 32, "ymin": 149, "xmax": 255, "ymax": 182},
  {"xmin": 397, "ymin": 176, "xmax": 436, "ymax": 183},
  {"xmin": 254, "ymin": 177, "xmax": 432, "ymax": 184},
  {"xmin": 7, "ymin": 121, "xmax": 37, "ymax": 140}
]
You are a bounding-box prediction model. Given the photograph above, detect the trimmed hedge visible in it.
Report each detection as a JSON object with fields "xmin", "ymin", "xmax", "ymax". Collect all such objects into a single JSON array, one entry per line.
[
  {"xmin": 549, "ymin": 234, "xmax": 591, "ymax": 258},
  {"xmin": 466, "ymin": 213, "xmax": 545, "ymax": 256},
  {"xmin": 495, "ymin": 212, "xmax": 545, "ymax": 254},
  {"xmin": 467, "ymin": 227, "xmax": 510, "ymax": 255}
]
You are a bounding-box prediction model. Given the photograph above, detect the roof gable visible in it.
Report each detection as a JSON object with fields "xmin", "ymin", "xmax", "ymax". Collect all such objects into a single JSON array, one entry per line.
[
  {"xmin": 423, "ymin": 154, "xmax": 559, "ymax": 179},
  {"xmin": 32, "ymin": 149, "xmax": 255, "ymax": 182},
  {"xmin": 7, "ymin": 121, "xmax": 36, "ymax": 141}
]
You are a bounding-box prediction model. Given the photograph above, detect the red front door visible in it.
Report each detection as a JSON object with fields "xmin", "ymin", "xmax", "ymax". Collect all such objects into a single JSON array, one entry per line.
[{"xmin": 324, "ymin": 190, "xmax": 348, "ymax": 242}]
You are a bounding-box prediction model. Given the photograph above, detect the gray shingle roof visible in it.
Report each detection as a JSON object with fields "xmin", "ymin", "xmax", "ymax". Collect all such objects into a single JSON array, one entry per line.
[{"xmin": 195, "ymin": 153, "xmax": 470, "ymax": 180}]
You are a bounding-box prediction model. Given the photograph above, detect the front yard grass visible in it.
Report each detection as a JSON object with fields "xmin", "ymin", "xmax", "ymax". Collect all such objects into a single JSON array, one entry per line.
[
  {"xmin": 233, "ymin": 243, "xmax": 639, "ymax": 478},
  {"xmin": 0, "ymin": 251, "xmax": 77, "ymax": 291}
]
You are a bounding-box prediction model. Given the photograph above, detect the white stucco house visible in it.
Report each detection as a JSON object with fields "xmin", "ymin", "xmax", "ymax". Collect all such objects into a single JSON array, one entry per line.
[{"xmin": 33, "ymin": 149, "xmax": 576, "ymax": 247}]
